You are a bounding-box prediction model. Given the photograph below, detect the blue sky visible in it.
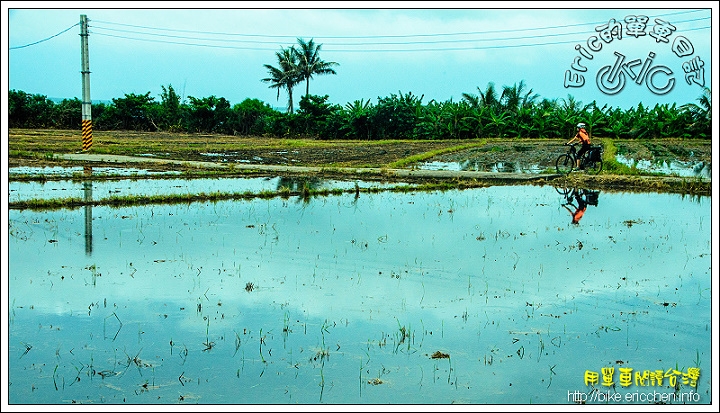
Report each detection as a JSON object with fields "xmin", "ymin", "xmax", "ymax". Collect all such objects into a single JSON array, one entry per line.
[{"xmin": 3, "ymin": 2, "xmax": 716, "ymax": 112}]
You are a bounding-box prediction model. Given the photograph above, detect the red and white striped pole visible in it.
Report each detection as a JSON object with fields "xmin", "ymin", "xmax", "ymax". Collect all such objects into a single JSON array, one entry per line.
[{"xmin": 80, "ymin": 14, "xmax": 92, "ymax": 151}]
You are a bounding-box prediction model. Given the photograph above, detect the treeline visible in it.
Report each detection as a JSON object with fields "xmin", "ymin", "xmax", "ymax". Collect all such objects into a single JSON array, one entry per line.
[{"xmin": 8, "ymin": 83, "xmax": 711, "ymax": 140}]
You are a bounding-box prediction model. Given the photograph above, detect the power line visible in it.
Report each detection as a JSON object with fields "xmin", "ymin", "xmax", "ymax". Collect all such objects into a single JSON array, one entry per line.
[
  {"xmin": 87, "ymin": 12, "xmax": 712, "ymax": 52},
  {"xmin": 88, "ymin": 24, "xmax": 595, "ymax": 47},
  {"xmin": 324, "ymin": 26, "xmax": 711, "ymax": 53},
  {"xmin": 89, "ymin": 32, "xmax": 267, "ymax": 51},
  {"xmin": 90, "ymin": 15, "xmax": 711, "ymax": 48},
  {"xmin": 88, "ymin": 25, "xmax": 710, "ymax": 53},
  {"xmin": 90, "ymin": 9, "xmax": 708, "ymax": 40},
  {"xmin": 9, "ymin": 23, "xmax": 79, "ymax": 50},
  {"xmin": 10, "ymin": 10, "xmax": 710, "ymax": 52}
]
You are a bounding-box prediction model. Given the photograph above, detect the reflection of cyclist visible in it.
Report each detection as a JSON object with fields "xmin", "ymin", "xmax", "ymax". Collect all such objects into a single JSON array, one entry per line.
[
  {"xmin": 562, "ymin": 190, "xmax": 588, "ymax": 225},
  {"xmin": 566, "ymin": 122, "xmax": 591, "ymax": 169}
]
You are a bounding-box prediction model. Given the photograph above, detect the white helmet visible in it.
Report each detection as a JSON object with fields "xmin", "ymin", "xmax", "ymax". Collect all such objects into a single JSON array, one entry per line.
[{"xmin": 576, "ymin": 122, "xmax": 586, "ymax": 129}]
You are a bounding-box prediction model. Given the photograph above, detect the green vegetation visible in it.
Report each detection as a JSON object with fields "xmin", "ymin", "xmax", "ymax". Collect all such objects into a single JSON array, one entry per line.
[
  {"xmin": 8, "ymin": 84, "xmax": 711, "ymax": 140},
  {"xmin": 596, "ymin": 138, "xmax": 640, "ymax": 175},
  {"xmin": 388, "ymin": 142, "xmax": 486, "ymax": 168}
]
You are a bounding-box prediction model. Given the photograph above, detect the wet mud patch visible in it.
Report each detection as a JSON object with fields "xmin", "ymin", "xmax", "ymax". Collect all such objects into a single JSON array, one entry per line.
[
  {"xmin": 423, "ymin": 140, "xmax": 567, "ymax": 172},
  {"xmin": 191, "ymin": 141, "xmax": 461, "ymax": 167},
  {"xmin": 614, "ymin": 139, "xmax": 711, "ymax": 163}
]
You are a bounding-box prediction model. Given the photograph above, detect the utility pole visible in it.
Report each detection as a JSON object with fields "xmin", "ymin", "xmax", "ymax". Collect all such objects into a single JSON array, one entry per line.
[{"xmin": 80, "ymin": 14, "xmax": 92, "ymax": 151}]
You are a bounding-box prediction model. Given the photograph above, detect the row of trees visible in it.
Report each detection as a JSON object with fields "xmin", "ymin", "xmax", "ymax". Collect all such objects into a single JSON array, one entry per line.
[{"xmin": 8, "ymin": 83, "xmax": 711, "ymax": 140}]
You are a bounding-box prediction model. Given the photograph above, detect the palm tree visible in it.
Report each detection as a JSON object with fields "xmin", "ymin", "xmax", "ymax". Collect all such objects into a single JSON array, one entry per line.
[
  {"xmin": 680, "ymin": 87, "xmax": 711, "ymax": 122},
  {"xmin": 479, "ymin": 82, "xmax": 501, "ymax": 110},
  {"xmin": 501, "ymin": 80, "xmax": 539, "ymax": 113},
  {"xmin": 262, "ymin": 46, "xmax": 302, "ymax": 113},
  {"xmin": 678, "ymin": 87, "xmax": 711, "ymax": 138},
  {"xmin": 460, "ymin": 92, "xmax": 481, "ymax": 108},
  {"xmin": 294, "ymin": 38, "xmax": 339, "ymax": 97},
  {"xmin": 462, "ymin": 82, "xmax": 502, "ymax": 112}
]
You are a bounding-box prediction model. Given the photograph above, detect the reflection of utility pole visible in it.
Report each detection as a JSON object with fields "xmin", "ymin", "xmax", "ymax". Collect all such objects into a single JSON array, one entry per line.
[
  {"xmin": 84, "ymin": 166, "xmax": 93, "ymax": 256},
  {"xmin": 80, "ymin": 14, "xmax": 92, "ymax": 151}
]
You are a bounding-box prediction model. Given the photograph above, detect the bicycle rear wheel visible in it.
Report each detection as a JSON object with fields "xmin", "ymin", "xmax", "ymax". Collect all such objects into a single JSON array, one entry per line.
[
  {"xmin": 555, "ymin": 154, "xmax": 574, "ymax": 175},
  {"xmin": 585, "ymin": 159, "xmax": 603, "ymax": 175}
]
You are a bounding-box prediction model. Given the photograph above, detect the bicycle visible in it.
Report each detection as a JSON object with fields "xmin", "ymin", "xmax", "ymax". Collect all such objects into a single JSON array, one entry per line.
[
  {"xmin": 555, "ymin": 143, "xmax": 603, "ymax": 175},
  {"xmin": 555, "ymin": 186, "xmax": 600, "ymax": 206}
]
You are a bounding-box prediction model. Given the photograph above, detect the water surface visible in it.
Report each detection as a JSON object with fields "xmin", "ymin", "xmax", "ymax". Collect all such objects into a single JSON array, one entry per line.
[{"xmin": 7, "ymin": 183, "xmax": 711, "ymax": 405}]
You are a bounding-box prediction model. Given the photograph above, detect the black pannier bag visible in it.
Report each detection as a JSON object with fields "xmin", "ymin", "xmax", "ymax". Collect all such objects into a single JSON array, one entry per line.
[
  {"xmin": 589, "ymin": 146, "xmax": 603, "ymax": 162},
  {"xmin": 584, "ymin": 190, "xmax": 599, "ymax": 206}
]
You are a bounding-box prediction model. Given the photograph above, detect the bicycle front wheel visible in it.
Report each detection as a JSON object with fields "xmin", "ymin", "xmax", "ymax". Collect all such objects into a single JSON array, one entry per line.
[
  {"xmin": 555, "ymin": 154, "xmax": 574, "ymax": 175},
  {"xmin": 554, "ymin": 185, "xmax": 573, "ymax": 197},
  {"xmin": 585, "ymin": 160, "xmax": 603, "ymax": 175}
]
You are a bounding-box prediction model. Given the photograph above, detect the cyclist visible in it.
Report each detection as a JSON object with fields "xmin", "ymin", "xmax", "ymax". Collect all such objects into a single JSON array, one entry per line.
[
  {"xmin": 562, "ymin": 189, "xmax": 588, "ymax": 225},
  {"xmin": 566, "ymin": 122, "xmax": 591, "ymax": 169}
]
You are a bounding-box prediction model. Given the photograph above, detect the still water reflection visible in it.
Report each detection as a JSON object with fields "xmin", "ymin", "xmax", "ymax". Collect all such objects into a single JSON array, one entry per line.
[
  {"xmin": 420, "ymin": 156, "xmax": 711, "ymax": 179},
  {"xmin": 614, "ymin": 156, "xmax": 711, "ymax": 179},
  {"xmin": 8, "ymin": 173, "xmax": 399, "ymax": 203},
  {"xmin": 7, "ymin": 184, "xmax": 711, "ymax": 405}
]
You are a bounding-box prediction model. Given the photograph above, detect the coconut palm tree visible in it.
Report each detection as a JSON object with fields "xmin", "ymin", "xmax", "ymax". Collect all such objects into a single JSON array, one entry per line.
[
  {"xmin": 680, "ymin": 87, "xmax": 711, "ymax": 125},
  {"xmin": 479, "ymin": 83, "xmax": 501, "ymax": 110},
  {"xmin": 462, "ymin": 82, "xmax": 501, "ymax": 111},
  {"xmin": 262, "ymin": 46, "xmax": 302, "ymax": 113},
  {"xmin": 460, "ymin": 92, "xmax": 481, "ymax": 108},
  {"xmin": 501, "ymin": 80, "xmax": 539, "ymax": 113},
  {"xmin": 294, "ymin": 38, "xmax": 339, "ymax": 97}
]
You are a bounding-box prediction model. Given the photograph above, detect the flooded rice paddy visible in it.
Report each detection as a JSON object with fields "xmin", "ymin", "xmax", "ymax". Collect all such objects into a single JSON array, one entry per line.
[
  {"xmin": 419, "ymin": 160, "xmax": 545, "ymax": 174},
  {"xmin": 7, "ymin": 169, "xmax": 400, "ymax": 204},
  {"xmin": 613, "ymin": 156, "xmax": 712, "ymax": 179},
  {"xmin": 419, "ymin": 155, "xmax": 711, "ymax": 179},
  {"xmin": 7, "ymin": 174, "xmax": 712, "ymax": 406}
]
